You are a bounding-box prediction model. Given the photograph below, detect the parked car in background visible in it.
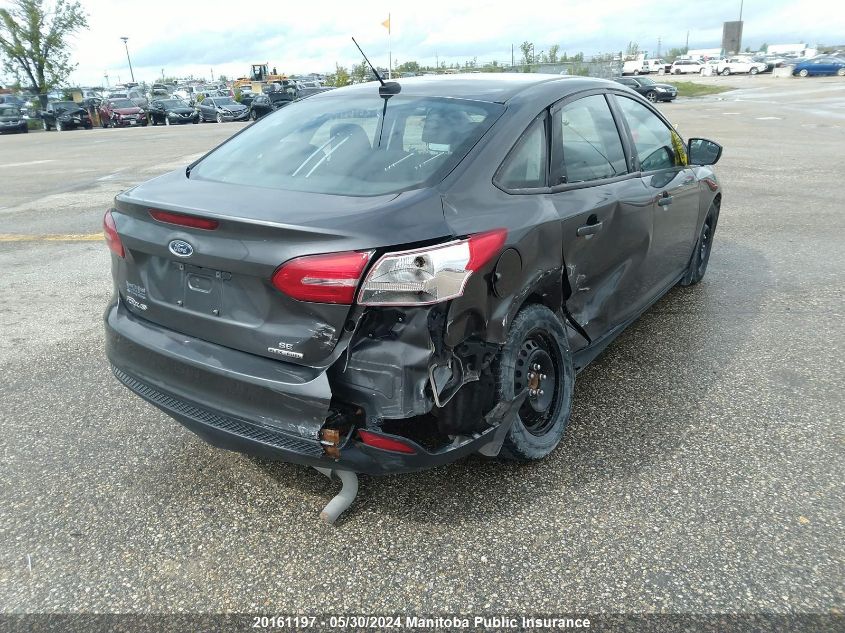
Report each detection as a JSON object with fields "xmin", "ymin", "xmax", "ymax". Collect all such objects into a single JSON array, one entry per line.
[
  {"xmin": 104, "ymin": 75, "xmax": 723, "ymax": 495},
  {"xmin": 99, "ymin": 98, "xmax": 147, "ymax": 127},
  {"xmin": 0, "ymin": 104, "xmax": 28, "ymax": 133},
  {"xmin": 248, "ymin": 92, "xmax": 294, "ymax": 120},
  {"xmin": 173, "ymin": 87, "xmax": 195, "ymax": 104},
  {"xmin": 0, "ymin": 94, "xmax": 27, "ymax": 110},
  {"xmin": 198, "ymin": 96, "xmax": 248, "ymax": 122},
  {"xmin": 41, "ymin": 101, "xmax": 92, "ymax": 131},
  {"xmin": 614, "ymin": 76, "xmax": 677, "ymax": 102},
  {"xmin": 109, "ymin": 89, "xmax": 148, "ymax": 109},
  {"xmin": 148, "ymin": 98, "xmax": 199, "ymax": 125},
  {"xmin": 792, "ymin": 56, "xmax": 845, "ymax": 77},
  {"xmin": 622, "ymin": 58, "xmax": 649, "ymax": 75},
  {"xmin": 713, "ymin": 57, "xmax": 767, "ymax": 75},
  {"xmin": 671, "ymin": 59, "xmax": 705, "ymax": 74}
]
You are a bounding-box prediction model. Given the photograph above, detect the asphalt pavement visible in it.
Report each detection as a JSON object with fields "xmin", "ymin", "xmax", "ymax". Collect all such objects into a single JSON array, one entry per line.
[{"xmin": 0, "ymin": 77, "xmax": 843, "ymax": 616}]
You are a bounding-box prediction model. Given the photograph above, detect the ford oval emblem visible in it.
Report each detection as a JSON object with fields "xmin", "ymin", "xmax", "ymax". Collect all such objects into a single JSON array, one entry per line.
[{"xmin": 168, "ymin": 239, "xmax": 194, "ymax": 258}]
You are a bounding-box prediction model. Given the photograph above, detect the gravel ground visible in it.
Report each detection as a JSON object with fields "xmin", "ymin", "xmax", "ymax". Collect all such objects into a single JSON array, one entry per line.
[{"xmin": 0, "ymin": 77, "xmax": 843, "ymax": 617}]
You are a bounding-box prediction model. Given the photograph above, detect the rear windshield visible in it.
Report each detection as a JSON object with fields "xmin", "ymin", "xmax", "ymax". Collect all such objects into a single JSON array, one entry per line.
[{"xmin": 191, "ymin": 94, "xmax": 503, "ymax": 196}]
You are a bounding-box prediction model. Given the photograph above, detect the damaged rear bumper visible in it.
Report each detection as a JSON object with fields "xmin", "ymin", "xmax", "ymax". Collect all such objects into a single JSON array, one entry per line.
[{"xmin": 105, "ymin": 300, "xmax": 511, "ymax": 475}]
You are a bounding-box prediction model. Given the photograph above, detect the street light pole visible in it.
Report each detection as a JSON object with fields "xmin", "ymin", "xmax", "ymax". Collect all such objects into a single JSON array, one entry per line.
[{"xmin": 120, "ymin": 37, "xmax": 135, "ymax": 83}]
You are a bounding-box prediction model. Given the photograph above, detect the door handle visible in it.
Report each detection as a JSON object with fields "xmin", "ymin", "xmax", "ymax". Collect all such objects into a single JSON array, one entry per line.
[
  {"xmin": 577, "ymin": 221, "xmax": 603, "ymax": 237},
  {"xmin": 657, "ymin": 192, "xmax": 673, "ymax": 207}
]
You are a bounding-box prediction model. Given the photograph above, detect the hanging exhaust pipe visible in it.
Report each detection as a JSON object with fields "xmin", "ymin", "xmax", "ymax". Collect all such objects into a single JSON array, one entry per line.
[{"xmin": 313, "ymin": 467, "xmax": 359, "ymax": 524}]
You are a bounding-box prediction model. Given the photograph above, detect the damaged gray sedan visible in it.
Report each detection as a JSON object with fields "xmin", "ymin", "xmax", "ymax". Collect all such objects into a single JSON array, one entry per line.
[{"xmin": 104, "ymin": 74, "xmax": 722, "ymax": 516}]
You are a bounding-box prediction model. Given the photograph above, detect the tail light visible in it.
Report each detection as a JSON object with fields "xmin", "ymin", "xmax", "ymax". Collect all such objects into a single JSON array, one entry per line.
[
  {"xmin": 103, "ymin": 209, "xmax": 125, "ymax": 258},
  {"xmin": 271, "ymin": 251, "xmax": 372, "ymax": 304},
  {"xmin": 358, "ymin": 228, "xmax": 507, "ymax": 306},
  {"xmin": 149, "ymin": 209, "xmax": 219, "ymax": 230},
  {"xmin": 357, "ymin": 430, "xmax": 417, "ymax": 454}
]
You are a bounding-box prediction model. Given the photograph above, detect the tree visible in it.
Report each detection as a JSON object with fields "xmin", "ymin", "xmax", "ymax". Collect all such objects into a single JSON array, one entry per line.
[
  {"xmin": 0, "ymin": 0, "xmax": 88, "ymax": 95},
  {"xmin": 328, "ymin": 64, "xmax": 350, "ymax": 87},
  {"xmin": 548, "ymin": 44, "xmax": 560, "ymax": 64},
  {"xmin": 625, "ymin": 41, "xmax": 640, "ymax": 58},
  {"xmin": 760, "ymin": 42, "xmax": 768, "ymax": 52},
  {"xmin": 519, "ymin": 41, "xmax": 534, "ymax": 66}
]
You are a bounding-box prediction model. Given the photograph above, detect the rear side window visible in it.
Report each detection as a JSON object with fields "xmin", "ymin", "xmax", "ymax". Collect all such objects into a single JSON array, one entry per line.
[
  {"xmin": 553, "ymin": 94, "xmax": 627, "ymax": 184},
  {"xmin": 495, "ymin": 115, "xmax": 547, "ymax": 190},
  {"xmin": 616, "ymin": 96, "xmax": 688, "ymax": 171}
]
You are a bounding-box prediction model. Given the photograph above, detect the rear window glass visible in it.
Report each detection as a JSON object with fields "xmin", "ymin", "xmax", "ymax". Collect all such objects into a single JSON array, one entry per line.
[{"xmin": 191, "ymin": 94, "xmax": 503, "ymax": 196}]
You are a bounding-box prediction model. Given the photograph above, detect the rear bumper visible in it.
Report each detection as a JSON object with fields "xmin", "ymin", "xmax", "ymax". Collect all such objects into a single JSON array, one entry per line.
[{"xmin": 104, "ymin": 299, "xmax": 503, "ymax": 475}]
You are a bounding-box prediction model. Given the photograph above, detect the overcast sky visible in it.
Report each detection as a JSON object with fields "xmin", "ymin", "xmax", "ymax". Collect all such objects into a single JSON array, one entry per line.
[{"xmin": 6, "ymin": 0, "xmax": 844, "ymax": 86}]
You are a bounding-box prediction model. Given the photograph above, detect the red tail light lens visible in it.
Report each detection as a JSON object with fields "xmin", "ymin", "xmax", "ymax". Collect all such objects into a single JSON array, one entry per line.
[
  {"xmin": 466, "ymin": 228, "xmax": 508, "ymax": 271},
  {"xmin": 271, "ymin": 251, "xmax": 372, "ymax": 304},
  {"xmin": 103, "ymin": 209, "xmax": 125, "ymax": 258},
  {"xmin": 357, "ymin": 430, "xmax": 417, "ymax": 454},
  {"xmin": 149, "ymin": 209, "xmax": 219, "ymax": 230}
]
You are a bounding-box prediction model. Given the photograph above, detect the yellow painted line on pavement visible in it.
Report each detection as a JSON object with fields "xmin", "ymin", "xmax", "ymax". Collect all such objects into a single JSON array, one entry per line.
[{"xmin": 0, "ymin": 233, "xmax": 102, "ymax": 242}]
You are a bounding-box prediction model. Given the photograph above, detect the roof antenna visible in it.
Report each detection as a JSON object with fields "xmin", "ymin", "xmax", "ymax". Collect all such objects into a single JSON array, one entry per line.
[{"xmin": 352, "ymin": 36, "xmax": 401, "ymax": 96}]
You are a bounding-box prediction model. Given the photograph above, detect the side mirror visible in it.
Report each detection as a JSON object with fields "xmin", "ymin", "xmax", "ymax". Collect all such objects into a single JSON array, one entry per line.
[{"xmin": 688, "ymin": 138, "xmax": 723, "ymax": 165}]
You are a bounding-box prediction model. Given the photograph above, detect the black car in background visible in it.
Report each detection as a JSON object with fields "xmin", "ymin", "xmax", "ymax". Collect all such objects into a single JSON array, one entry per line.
[
  {"xmin": 197, "ymin": 96, "xmax": 248, "ymax": 123},
  {"xmin": 41, "ymin": 101, "xmax": 93, "ymax": 131},
  {"xmin": 148, "ymin": 98, "xmax": 199, "ymax": 125},
  {"xmin": 105, "ymin": 75, "xmax": 723, "ymax": 490},
  {"xmin": 0, "ymin": 105, "xmax": 28, "ymax": 134},
  {"xmin": 614, "ymin": 76, "xmax": 678, "ymax": 102},
  {"xmin": 248, "ymin": 92, "xmax": 294, "ymax": 120}
]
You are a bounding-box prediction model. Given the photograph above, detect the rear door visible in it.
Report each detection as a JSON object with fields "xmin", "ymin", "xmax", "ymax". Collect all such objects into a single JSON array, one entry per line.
[
  {"xmin": 612, "ymin": 93, "xmax": 700, "ymax": 291},
  {"xmin": 549, "ymin": 92, "xmax": 656, "ymax": 340}
]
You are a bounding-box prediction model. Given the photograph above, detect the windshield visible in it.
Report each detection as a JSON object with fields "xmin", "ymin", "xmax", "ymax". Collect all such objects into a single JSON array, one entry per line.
[
  {"xmin": 161, "ymin": 99, "xmax": 188, "ymax": 108},
  {"xmin": 637, "ymin": 77, "xmax": 656, "ymax": 85},
  {"xmin": 110, "ymin": 99, "xmax": 136, "ymax": 108},
  {"xmin": 0, "ymin": 106, "xmax": 20, "ymax": 116},
  {"xmin": 54, "ymin": 101, "xmax": 77, "ymax": 110},
  {"xmin": 191, "ymin": 94, "xmax": 503, "ymax": 196},
  {"xmin": 109, "ymin": 93, "xmax": 128, "ymax": 99},
  {"xmin": 214, "ymin": 97, "xmax": 236, "ymax": 105}
]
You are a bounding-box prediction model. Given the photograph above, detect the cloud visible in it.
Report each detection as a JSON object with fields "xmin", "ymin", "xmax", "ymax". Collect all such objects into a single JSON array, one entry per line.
[{"xmin": 58, "ymin": 0, "xmax": 843, "ymax": 85}]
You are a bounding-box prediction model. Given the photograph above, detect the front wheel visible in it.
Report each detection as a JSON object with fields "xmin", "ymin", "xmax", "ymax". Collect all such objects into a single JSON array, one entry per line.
[
  {"xmin": 216, "ymin": 113, "xmax": 223, "ymax": 123},
  {"xmin": 681, "ymin": 202, "xmax": 720, "ymax": 286},
  {"xmin": 250, "ymin": 109, "xmax": 258, "ymax": 121},
  {"xmin": 492, "ymin": 304, "xmax": 574, "ymax": 461},
  {"xmin": 837, "ymin": 68, "xmax": 845, "ymax": 77},
  {"xmin": 798, "ymin": 69, "xmax": 809, "ymax": 77},
  {"xmin": 646, "ymin": 91, "xmax": 658, "ymax": 102},
  {"xmin": 721, "ymin": 68, "xmax": 731, "ymax": 76},
  {"xmin": 56, "ymin": 120, "xmax": 64, "ymax": 131},
  {"xmin": 750, "ymin": 67, "xmax": 759, "ymax": 75}
]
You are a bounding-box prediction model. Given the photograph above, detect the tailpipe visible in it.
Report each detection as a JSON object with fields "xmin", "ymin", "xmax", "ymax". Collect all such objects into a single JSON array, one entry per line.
[{"xmin": 313, "ymin": 467, "xmax": 359, "ymax": 524}]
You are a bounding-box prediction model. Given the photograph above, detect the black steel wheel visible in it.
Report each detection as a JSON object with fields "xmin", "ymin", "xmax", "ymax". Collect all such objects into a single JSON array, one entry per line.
[
  {"xmin": 493, "ymin": 303, "xmax": 574, "ymax": 461},
  {"xmin": 681, "ymin": 202, "xmax": 720, "ymax": 286}
]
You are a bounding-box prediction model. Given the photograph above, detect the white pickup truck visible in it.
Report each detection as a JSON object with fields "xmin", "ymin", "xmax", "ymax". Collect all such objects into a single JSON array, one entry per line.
[{"xmin": 712, "ymin": 57, "xmax": 768, "ymax": 75}]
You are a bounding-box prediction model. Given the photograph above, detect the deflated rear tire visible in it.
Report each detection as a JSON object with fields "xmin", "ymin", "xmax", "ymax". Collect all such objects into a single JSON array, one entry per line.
[
  {"xmin": 681, "ymin": 202, "xmax": 719, "ymax": 286},
  {"xmin": 493, "ymin": 304, "xmax": 574, "ymax": 461}
]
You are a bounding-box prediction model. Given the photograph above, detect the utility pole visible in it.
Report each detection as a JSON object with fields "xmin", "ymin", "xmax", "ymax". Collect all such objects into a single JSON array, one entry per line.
[
  {"xmin": 120, "ymin": 37, "xmax": 135, "ymax": 83},
  {"xmin": 657, "ymin": 37, "xmax": 662, "ymax": 58},
  {"xmin": 685, "ymin": 30, "xmax": 690, "ymax": 53},
  {"xmin": 511, "ymin": 44, "xmax": 514, "ymax": 68}
]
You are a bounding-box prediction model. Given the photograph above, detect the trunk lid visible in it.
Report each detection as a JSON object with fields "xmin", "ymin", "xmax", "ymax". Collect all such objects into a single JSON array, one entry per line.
[{"xmin": 112, "ymin": 171, "xmax": 450, "ymax": 367}]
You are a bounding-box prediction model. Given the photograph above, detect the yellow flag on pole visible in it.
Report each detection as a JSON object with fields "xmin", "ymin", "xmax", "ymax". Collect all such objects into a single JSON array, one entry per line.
[{"xmin": 381, "ymin": 16, "xmax": 390, "ymax": 33}]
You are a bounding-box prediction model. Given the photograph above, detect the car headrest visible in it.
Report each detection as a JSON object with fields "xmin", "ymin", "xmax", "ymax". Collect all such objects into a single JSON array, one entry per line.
[
  {"xmin": 421, "ymin": 108, "xmax": 473, "ymax": 146},
  {"xmin": 330, "ymin": 123, "xmax": 371, "ymax": 152}
]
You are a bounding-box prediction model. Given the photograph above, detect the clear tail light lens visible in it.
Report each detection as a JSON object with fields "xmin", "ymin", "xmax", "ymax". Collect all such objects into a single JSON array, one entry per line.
[
  {"xmin": 103, "ymin": 209, "xmax": 125, "ymax": 258},
  {"xmin": 358, "ymin": 228, "xmax": 507, "ymax": 306},
  {"xmin": 271, "ymin": 251, "xmax": 372, "ymax": 304}
]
